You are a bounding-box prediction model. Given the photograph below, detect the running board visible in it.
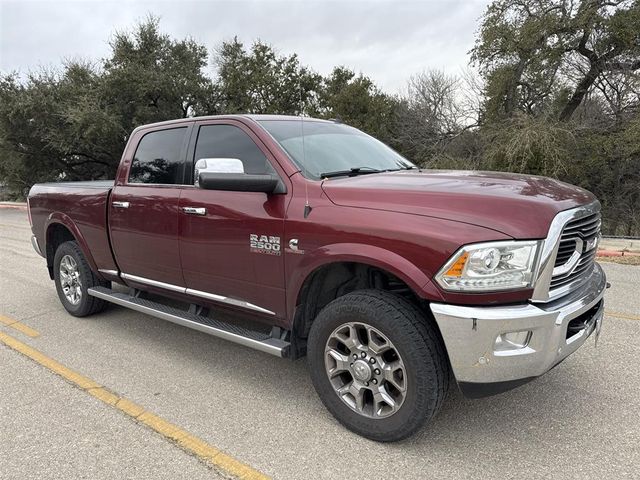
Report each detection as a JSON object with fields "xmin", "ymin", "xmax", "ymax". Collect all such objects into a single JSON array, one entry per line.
[{"xmin": 88, "ymin": 286, "xmax": 290, "ymax": 358}]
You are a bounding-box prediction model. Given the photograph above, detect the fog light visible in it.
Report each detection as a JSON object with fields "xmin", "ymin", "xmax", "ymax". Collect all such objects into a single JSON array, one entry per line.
[{"xmin": 494, "ymin": 331, "xmax": 531, "ymax": 352}]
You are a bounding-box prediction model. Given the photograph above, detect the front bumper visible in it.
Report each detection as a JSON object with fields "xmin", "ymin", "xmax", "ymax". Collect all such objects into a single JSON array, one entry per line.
[{"xmin": 430, "ymin": 263, "xmax": 607, "ymax": 398}]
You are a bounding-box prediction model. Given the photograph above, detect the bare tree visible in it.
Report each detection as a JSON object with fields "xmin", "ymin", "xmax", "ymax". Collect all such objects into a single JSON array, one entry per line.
[{"xmin": 394, "ymin": 70, "xmax": 469, "ymax": 163}]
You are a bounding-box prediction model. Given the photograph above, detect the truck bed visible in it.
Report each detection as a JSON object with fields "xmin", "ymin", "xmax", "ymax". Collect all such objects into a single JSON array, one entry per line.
[{"xmin": 28, "ymin": 180, "xmax": 118, "ymax": 275}]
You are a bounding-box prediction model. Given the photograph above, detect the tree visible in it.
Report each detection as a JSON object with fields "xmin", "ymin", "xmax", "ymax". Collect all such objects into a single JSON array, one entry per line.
[
  {"xmin": 481, "ymin": 114, "xmax": 574, "ymax": 176},
  {"xmin": 472, "ymin": 0, "xmax": 640, "ymax": 122},
  {"xmin": 0, "ymin": 62, "xmax": 121, "ymax": 192},
  {"xmin": 214, "ymin": 38, "xmax": 322, "ymax": 115},
  {"xmin": 394, "ymin": 70, "xmax": 468, "ymax": 163},
  {"xmin": 468, "ymin": 0, "xmax": 640, "ymax": 235},
  {"xmin": 103, "ymin": 15, "xmax": 215, "ymax": 126},
  {"xmin": 0, "ymin": 16, "xmax": 217, "ymax": 194},
  {"xmin": 1, "ymin": 10, "xmax": 638, "ymax": 234},
  {"xmin": 316, "ymin": 66, "xmax": 399, "ymax": 143}
]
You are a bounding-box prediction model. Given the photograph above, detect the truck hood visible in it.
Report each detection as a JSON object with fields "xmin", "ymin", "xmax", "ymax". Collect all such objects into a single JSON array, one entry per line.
[{"xmin": 321, "ymin": 170, "xmax": 596, "ymax": 238}]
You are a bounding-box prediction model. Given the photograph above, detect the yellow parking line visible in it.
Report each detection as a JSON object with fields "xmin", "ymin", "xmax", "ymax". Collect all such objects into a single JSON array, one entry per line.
[
  {"xmin": 0, "ymin": 314, "xmax": 40, "ymax": 338},
  {"xmin": 0, "ymin": 331, "xmax": 269, "ymax": 480},
  {"xmin": 606, "ymin": 311, "xmax": 640, "ymax": 321}
]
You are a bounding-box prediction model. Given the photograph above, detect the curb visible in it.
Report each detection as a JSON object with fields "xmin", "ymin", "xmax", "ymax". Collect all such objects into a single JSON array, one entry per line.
[
  {"xmin": 0, "ymin": 202, "xmax": 27, "ymax": 210},
  {"xmin": 597, "ymin": 250, "xmax": 640, "ymax": 257}
]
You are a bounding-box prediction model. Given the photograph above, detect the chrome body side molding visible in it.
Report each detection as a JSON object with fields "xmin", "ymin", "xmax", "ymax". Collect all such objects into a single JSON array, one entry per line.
[
  {"xmin": 185, "ymin": 288, "xmax": 275, "ymax": 315},
  {"xmin": 98, "ymin": 269, "xmax": 119, "ymax": 277},
  {"xmin": 121, "ymin": 273, "xmax": 186, "ymax": 293},
  {"xmin": 119, "ymin": 273, "xmax": 275, "ymax": 315}
]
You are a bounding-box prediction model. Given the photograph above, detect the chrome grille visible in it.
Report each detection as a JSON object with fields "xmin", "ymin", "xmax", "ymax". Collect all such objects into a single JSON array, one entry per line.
[{"xmin": 549, "ymin": 212, "xmax": 601, "ymax": 293}]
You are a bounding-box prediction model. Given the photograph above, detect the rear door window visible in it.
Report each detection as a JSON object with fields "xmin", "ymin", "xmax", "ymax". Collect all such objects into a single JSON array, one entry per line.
[{"xmin": 129, "ymin": 127, "xmax": 188, "ymax": 184}]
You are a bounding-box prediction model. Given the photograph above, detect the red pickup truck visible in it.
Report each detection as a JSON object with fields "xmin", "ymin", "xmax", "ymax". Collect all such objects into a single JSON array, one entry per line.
[{"xmin": 28, "ymin": 115, "xmax": 607, "ymax": 441}]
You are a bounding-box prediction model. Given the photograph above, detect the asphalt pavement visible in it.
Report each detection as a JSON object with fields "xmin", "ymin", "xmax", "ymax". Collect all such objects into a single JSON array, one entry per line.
[{"xmin": 1, "ymin": 207, "xmax": 639, "ymax": 479}]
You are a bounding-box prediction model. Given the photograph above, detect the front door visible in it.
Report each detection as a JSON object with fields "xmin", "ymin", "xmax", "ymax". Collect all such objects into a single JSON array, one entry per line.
[
  {"xmin": 178, "ymin": 120, "xmax": 288, "ymax": 320},
  {"xmin": 109, "ymin": 125, "xmax": 191, "ymax": 288}
]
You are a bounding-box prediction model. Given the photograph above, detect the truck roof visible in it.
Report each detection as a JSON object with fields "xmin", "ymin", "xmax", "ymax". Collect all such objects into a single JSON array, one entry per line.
[{"xmin": 131, "ymin": 114, "xmax": 334, "ymax": 134}]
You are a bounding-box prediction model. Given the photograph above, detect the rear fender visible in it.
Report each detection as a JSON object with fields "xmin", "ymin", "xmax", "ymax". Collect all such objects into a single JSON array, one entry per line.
[{"xmin": 45, "ymin": 213, "xmax": 99, "ymax": 273}]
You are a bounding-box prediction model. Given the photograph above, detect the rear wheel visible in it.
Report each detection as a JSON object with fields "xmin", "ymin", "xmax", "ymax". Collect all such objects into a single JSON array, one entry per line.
[
  {"xmin": 54, "ymin": 240, "xmax": 108, "ymax": 317},
  {"xmin": 308, "ymin": 290, "xmax": 449, "ymax": 442}
]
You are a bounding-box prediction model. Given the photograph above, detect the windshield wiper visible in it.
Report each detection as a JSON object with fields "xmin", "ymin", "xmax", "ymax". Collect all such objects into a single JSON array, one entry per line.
[{"xmin": 320, "ymin": 167, "xmax": 384, "ymax": 179}]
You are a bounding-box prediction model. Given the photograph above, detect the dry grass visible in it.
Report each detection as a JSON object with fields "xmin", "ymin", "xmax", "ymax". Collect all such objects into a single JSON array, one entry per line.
[{"xmin": 597, "ymin": 255, "xmax": 640, "ymax": 266}]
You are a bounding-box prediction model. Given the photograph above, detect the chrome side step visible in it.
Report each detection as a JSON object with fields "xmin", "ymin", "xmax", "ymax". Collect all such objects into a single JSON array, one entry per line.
[{"xmin": 87, "ymin": 286, "xmax": 290, "ymax": 357}]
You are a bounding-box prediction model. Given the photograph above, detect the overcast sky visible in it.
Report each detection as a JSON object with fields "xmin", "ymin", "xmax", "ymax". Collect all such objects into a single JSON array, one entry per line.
[{"xmin": 0, "ymin": 0, "xmax": 489, "ymax": 93}]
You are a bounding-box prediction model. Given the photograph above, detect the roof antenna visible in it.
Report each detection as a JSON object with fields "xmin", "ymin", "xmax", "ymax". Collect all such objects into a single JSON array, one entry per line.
[{"xmin": 299, "ymin": 81, "xmax": 312, "ymax": 219}]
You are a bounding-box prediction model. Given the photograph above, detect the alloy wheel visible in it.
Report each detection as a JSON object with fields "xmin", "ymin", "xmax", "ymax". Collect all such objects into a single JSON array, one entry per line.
[
  {"xmin": 324, "ymin": 322, "xmax": 407, "ymax": 418},
  {"xmin": 59, "ymin": 254, "xmax": 82, "ymax": 305}
]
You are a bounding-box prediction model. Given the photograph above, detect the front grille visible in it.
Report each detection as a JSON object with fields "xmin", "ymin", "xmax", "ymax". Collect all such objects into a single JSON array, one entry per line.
[{"xmin": 549, "ymin": 212, "xmax": 601, "ymax": 293}]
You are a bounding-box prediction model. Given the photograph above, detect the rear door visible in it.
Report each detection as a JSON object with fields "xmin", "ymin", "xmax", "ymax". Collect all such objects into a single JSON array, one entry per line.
[
  {"xmin": 109, "ymin": 124, "xmax": 192, "ymax": 289},
  {"xmin": 178, "ymin": 120, "xmax": 289, "ymax": 319}
]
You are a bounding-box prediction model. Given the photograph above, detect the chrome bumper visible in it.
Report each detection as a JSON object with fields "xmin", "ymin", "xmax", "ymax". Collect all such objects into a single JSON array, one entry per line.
[
  {"xmin": 430, "ymin": 263, "xmax": 606, "ymax": 397},
  {"xmin": 31, "ymin": 234, "xmax": 44, "ymax": 257}
]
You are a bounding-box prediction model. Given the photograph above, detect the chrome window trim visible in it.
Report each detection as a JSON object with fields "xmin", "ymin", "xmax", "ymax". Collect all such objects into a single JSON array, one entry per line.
[
  {"xmin": 530, "ymin": 201, "xmax": 601, "ymax": 303},
  {"xmin": 119, "ymin": 273, "xmax": 275, "ymax": 315}
]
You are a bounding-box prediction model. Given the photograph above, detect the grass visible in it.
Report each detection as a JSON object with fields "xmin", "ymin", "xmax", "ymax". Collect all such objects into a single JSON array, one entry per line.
[{"xmin": 597, "ymin": 255, "xmax": 640, "ymax": 266}]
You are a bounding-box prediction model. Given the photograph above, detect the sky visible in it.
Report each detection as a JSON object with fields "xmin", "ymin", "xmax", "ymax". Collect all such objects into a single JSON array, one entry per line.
[{"xmin": 0, "ymin": 0, "xmax": 489, "ymax": 94}]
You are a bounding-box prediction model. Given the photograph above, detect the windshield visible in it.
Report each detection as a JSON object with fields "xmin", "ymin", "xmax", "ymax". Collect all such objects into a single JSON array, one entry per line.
[{"xmin": 258, "ymin": 120, "xmax": 415, "ymax": 179}]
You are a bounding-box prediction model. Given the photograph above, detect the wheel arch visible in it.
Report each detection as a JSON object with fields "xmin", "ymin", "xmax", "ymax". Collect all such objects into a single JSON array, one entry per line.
[
  {"xmin": 287, "ymin": 244, "xmax": 445, "ymax": 358},
  {"xmin": 45, "ymin": 214, "xmax": 98, "ymax": 279}
]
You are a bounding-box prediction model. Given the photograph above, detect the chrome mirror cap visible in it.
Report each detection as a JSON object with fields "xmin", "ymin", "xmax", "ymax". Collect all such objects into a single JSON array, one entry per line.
[{"xmin": 194, "ymin": 158, "xmax": 244, "ymax": 186}]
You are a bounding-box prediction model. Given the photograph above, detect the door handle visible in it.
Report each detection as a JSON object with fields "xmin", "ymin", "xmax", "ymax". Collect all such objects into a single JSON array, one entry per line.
[
  {"xmin": 182, "ymin": 206, "xmax": 206, "ymax": 216},
  {"xmin": 112, "ymin": 201, "xmax": 130, "ymax": 209}
]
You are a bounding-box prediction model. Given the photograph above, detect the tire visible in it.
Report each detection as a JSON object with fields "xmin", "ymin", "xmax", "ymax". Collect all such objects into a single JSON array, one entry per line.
[
  {"xmin": 53, "ymin": 240, "xmax": 108, "ymax": 317},
  {"xmin": 308, "ymin": 290, "xmax": 449, "ymax": 442}
]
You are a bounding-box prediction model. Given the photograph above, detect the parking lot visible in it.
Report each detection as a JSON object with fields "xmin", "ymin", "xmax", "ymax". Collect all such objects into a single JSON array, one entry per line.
[{"xmin": 1, "ymin": 206, "xmax": 639, "ymax": 479}]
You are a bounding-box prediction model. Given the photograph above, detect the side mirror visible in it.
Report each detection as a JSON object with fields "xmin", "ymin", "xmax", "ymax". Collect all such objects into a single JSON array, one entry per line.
[
  {"xmin": 195, "ymin": 157, "xmax": 286, "ymax": 194},
  {"xmin": 194, "ymin": 158, "xmax": 244, "ymax": 187},
  {"xmin": 198, "ymin": 172, "xmax": 285, "ymax": 193}
]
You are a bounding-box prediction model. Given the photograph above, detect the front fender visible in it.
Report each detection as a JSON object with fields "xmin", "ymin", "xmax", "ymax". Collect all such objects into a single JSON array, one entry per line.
[{"xmin": 286, "ymin": 242, "xmax": 445, "ymax": 320}]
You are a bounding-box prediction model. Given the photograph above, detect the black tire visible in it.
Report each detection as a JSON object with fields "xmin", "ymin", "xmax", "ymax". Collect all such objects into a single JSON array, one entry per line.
[
  {"xmin": 308, "ymin": 290, "xmax": 449, "ymax": 442},
  {"xmin": 53, "ymin": 240, "xmax": 108, "ymax": 317}
]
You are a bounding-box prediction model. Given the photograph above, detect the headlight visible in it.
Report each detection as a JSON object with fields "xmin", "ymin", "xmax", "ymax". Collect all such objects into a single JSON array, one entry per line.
[{"xmin": 435, "ymin": 240, "xmax": 541, "ymax": 292}]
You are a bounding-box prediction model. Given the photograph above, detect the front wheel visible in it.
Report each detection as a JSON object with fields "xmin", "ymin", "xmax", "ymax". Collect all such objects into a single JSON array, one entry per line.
[
  {"xmin": 308, "ymin": 290, "xmax": 449, "ymax": 442},
  {"xmin": 53, "ymin": 240, "xmax": 108, "ymax": 317}
]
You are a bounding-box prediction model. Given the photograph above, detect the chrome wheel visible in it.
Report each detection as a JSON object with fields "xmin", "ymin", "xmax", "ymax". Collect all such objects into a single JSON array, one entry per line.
[
  {"xmin": 59, "ymin": 254, "xmax": 82, "ymax": 305},
  {"xmin": 325, "ymin": 322, "xmax": 407, "ymax": 418}
]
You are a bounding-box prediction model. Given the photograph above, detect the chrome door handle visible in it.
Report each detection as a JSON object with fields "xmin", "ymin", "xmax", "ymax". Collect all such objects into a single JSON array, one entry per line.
[
  {"xmin": 182, "ymin": 206, "xmax": 206, "ymax": 216},
  {"xmin": 112, "ymin": 201, "xmax": 130, "ymax": 208}
]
